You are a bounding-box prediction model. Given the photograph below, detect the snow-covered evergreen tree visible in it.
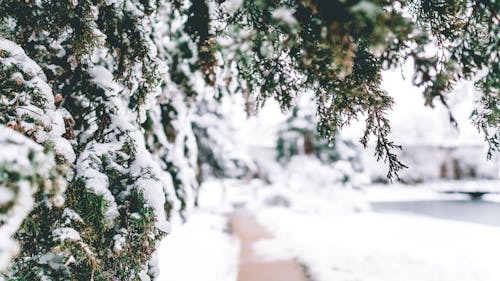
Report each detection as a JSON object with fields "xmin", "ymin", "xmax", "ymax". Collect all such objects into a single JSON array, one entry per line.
[
  {"xmin": 214, "ymin": 0, "xmax": 499, "ymax": 179},
  {"xmin": 143, "ymin": 1, "xmax": 203, "ymax": 217},
  {"xmin": 0, "ymin": 126, "xmax": 67, "ymax": 275},
  {"xmin": 0, "ymin": 0, "xmax": 498, "ymax": 279},
  {"xmin": 276, "ymin": 99, "xmax": 363, "ymax": 184},
  {"xmin": 1, "ymin": 2, "xmax": 170, "ymax": 279},
  {"xmin": 192, "ymin": 95, "xmax": 256, "ymax": 183}
]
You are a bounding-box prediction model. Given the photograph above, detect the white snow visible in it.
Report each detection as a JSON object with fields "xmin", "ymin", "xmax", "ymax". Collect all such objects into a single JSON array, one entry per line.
[
  {"xmin": 364, "ymin": 184, "xmax": 470, "ymax": 202},
  {"xmin": 0, "ymin": 181, "xmax": 32, "ymax": 273},
  {"xmin": 426, "ymin": 180, "xmax": 500, "ymax": 193},
  {"xmin": 254, "ymin": 202, "xmax": 500, "ymax": 281},
  {"xmin": 62, "ymin": 208, "xmax": 84, "ymax": 225},
  {"xmin": 80, "ymin": 65, "xmax": 172, "ymax": 234},
  {"xmin": 76, "ymin": 144, "xmax": 120, "ymax": 222},
  {"xmin": 227, "ymin": 179, "xmax": 500, "ymax": 281},
  {"xmin": 272, "ymin": 7, "xmax": 298, "ymax": 26},
  {"xmin": 221, "ymin": 0, "xmax": 244, "ymax": 15},
  {"xmin": 0, "ymin": 38, "xmax": 46, "ymax": 80},
  {"xmin": 350, "ymin": 1, "xmax": 380, "ymax": 18},
  {"xmin": 157, "ymin": 177, "xmax": 241, "ymax": 281},
  {"xmin": 0, "ymin": 189, "xmax": 14, "ymax": 205},
  {"xmin": 0, "ymin": 126, "xmax": 60, "ymax": 273},
  {"xmin": 0, "ymin": 38, "xmax": 76, "ymax": 165},
  {"xmin": 2, "ymin": 10, "xmax": 498, "ymax": 281},
  {"xmin": 157, "ymin": 212, "xmax": 239, "ymax": 281},
  {"xmin": 157, "ymin": 173, "xmax": 500, "ymax": 281},
  {"xmin": 52, "ymin": 227, "xmax": 82, "ymax": 242},
  {"xmin": 113, "ymin": 229, "xmax": 127, "ymax": 253}
]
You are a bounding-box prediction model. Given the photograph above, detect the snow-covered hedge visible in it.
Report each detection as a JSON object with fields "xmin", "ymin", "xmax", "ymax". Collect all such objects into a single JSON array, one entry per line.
[
  {"xmin": 0, "ymin": 1, "xmax": 188, "ymax": 277},
  {"xmin": 0, "ymin": 126, "xmax": 66, "ymax": 274},
  {"xmin": 0, "ymin": 1, "xmax": 207, "ymax": 278}
]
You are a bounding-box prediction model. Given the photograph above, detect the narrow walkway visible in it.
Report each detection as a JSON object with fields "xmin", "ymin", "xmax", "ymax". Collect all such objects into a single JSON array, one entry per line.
[{"xmin": 230, "ymin": 210, "xmax": 310, "ymax": 281}]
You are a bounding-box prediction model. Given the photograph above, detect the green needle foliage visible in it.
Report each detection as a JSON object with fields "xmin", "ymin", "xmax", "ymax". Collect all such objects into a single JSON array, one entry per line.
[
  {"xmin": 0, "ymin": 0, "xmax": 498, "ymax": 279},
  {"xmin": 214, "ymin": 0, "xmax": 498, "ymax": 179}
]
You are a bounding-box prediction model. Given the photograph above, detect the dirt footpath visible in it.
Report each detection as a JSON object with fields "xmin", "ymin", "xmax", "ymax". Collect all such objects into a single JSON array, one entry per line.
[{"xmin": 230, "ymin": 210, "xmax": 310, "ymax": 281}]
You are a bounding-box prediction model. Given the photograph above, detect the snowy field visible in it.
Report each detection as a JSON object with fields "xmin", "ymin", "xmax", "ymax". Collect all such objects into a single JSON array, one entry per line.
[
  {"xmin": 157, "ymin": 211, "xmax": 239, "ymax": 281},
  {"xmin": 155, "ymin": 50, "xmax": 500, "ymax": 281},
  {"xmin": 255, "ymin": 208, "xmax": 500, "ymax": 281},
  {"xmin": 158, "ymin": 180, "xmax": 500, "ymax": 281}
]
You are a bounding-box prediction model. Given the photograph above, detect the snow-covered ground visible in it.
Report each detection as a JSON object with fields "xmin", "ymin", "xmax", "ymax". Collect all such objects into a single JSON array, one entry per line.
[
  {"xmin": 154, "ymin": 45, "xmax": 500, "ymax": 281},
  {"xmin": 158, "ymin": 178, "xmax": 500, "ymax": 281},
  {"xmin": 252, "ymin": 182, "xmax": 500, "ymax": 281},
  {"xmin": 364, "ymin": 182, "xmax": 500, "ymax": 202},
  {"xmin": 255, "ymin": 207, "xmax": 500, "ymax": 281},
  {"xmin": 157, "ymin": 210, "xmax": 239, "ymax": 281}
]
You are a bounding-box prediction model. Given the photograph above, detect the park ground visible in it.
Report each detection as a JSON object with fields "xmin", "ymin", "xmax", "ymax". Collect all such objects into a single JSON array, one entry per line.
[{"xmin": 157, "ymin": 178, "xmax": 500, "ymax": 281}]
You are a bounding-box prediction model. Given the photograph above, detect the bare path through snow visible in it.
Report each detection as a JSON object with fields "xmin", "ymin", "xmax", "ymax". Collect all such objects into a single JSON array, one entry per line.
[{"xmin": 230, "ymin": 210, "xmax": 310, "ymax": 281}]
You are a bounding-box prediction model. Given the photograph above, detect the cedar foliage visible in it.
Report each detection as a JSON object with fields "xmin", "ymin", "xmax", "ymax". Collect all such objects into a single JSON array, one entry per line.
[{"xmin": 0, "ymin": 0, "xmax": 498, "ymax": 279}]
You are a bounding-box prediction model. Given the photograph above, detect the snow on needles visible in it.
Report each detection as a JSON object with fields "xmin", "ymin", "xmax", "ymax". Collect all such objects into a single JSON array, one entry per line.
[
  {"xmin": 272, "ymin": 7, "xmax": 298, "ymax": 25},
  {"xmin": 0, "ymin": 126, "xmax": 60, "ymax": 273},
  {"xmin": 77, "ymin": 66, "xmax": 171, "ymax": 233}
]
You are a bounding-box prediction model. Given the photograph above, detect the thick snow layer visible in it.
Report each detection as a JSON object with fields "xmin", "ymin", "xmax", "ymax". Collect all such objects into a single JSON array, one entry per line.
[
  {"xmin": 197, "ymin": 162, "xmax": 500, "ymax": 281},
  {"xmin": 157, "ymin": 176, "xmax": 500, "ymax": 281},
  {"xmin": 157, "ymin": 177, "xmax": 242, "ymax": 281},
  {"xmin": 362, "ymin": 181, "xmax": 500, "ymax": 204},
  {"xmin": 0, "ymin": 126, "xmax": 58, "ymax": 273},
  {"xmin": 0, "ymin": 38, "xmax": 46, "ymax": 80},
  {"xmin": 425, "ymin": 180, "xmax": 500, "ymax": 193},
  {"xmin": 76, "ymin": 142, "xmax": 120, "ymax": 222},
  {"xmin": 78, "ymin": 65, "xmax": 172, "ymax": 233},
  {"xmin": 0, "ymin": 38, "xmax": 76, "ymax": 164},
  {"xmin": 253, "ymin": 182, "xmax": 500, "ymax": 281},
  {"xmin": 0, "ymin": 181, "xmax": 32, "ymax": 273},
  {"xmin": 52, "ymin": 227, "xmax": 82, "ymax": 242},
  {"xmin": 272, "ymin": 7, "xmax": 298, "ymax": 25},
  {"xmin": 156, "ymin": 167, "xmax": 500, "ymax": 281},
  {"xmin": 221, "ymin": 0, "xmax": 243, "ymax": 14},
  {"xmin": 254, "ymin": 195, "xmax": 500, "ymax": 281},
  {"xmin": 157, "ymin": 212, "xmax": 239, "ymax": 281}
]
